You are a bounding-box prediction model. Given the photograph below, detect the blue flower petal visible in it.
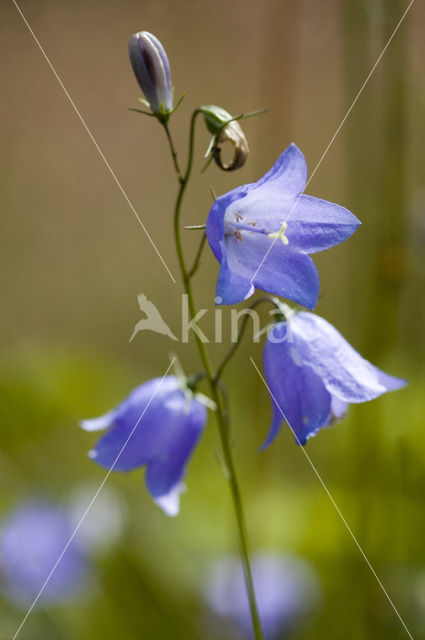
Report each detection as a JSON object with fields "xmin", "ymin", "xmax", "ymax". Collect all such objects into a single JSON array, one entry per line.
[
  {"xmin": 221, "ymin": 232, "xmax": 319, "ymax": 309},
  {"xmin": 144, "ymin": 399, "xmax": 206, "ymax": 498},
  {"xmin": 329, "ymin": 395, "xmax": 348, "ymax": 421},
  {"xmin": 85, "ymin": 377, "xmax": 179, "ymax": 471},
  {"xmin": 206, "ymin": 552, "xmax": 320, "ymax": 638},
  {"xmin": 287, "ymin": 195, "xmax": 361, "ymax": 254},
  {"xmin": 0, "ymin": 502, "xmax": 89, "ymax": 606},
  {"xmin": 263, "ymin": 323, "xmax": 332, "ymax": 445},
  {"xmin": 376, "ymin": 368, "xmax": 408, "ymax": 392},
  {"xmin": 260, "ymin": 403, "xmax": 284, "ymax": 450},
  {"xmin": 88, "ymin": 424, "xmax": 149, "ymax": 471},
  {"xmin": 290, "ymin": 312, "xmax": 407, "ymax": 402},
  {"xmin": 252, "ymin": 244, "xmax": 320, "ymax": 310},
  {"xmin": 255, "ymin": 143, "xmax": 307, "ymax": 195},
  {"xmin": 206, "ymin": 143, "xmax": 358, "ymax": 307},
  {"xmin": 80, "ymin": 411, "xmax": 115, "ymax": 432},
  {"xmin": 215, "ymin": 241, "xmax": 255, "ymax": 305},
  {"xmin": 206, "ymin": 185, "xmax": 251, "ymax": 261},
  {"xmin": 154, "ymin": 482, "xmax": 185, "ymax": 516},
  {"xmin": 85, "ymin": 377, "xmax": 207, "ymax": 492},
  {"xmin": 261, "ymin": 313, "xmax": 406, "ymax": 447}
]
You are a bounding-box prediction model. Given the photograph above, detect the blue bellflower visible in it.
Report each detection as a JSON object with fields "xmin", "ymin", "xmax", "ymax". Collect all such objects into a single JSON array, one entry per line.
[
  {"xmin": 263, "ymin": 311, "xmax": 407, "ymax": 446},
  {"xmin": 206, "ymin": 144, "xmax": 360, "ymax": 308},
  {"xmin": 0, "ymin": 502, "xmax": 89, "ymax": 607},
  {"xmin": 205, "ymin": 552, "xmax": 320, "ymax": 639},
  {"xmin": 128, "ymin": 31, "xmax": 173, "ymax": 116},
  {"xmin": 81, "ymin": 376, "xmax": 207, "ymax": 516}
]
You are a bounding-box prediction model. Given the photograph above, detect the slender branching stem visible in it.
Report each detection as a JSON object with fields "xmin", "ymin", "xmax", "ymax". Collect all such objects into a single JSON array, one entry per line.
[
  {"xmin": 213, "ymin": 296, "xmax": 281, "ymax": 382},
  {"xmin": 187, "ymin": 232, "xmax": 207, "ymax": 278},
  {"xmin": 161, "ymin": 112, "xmax": 264, "ymax": 640},
  {"xmin": 164, "ymin": 123, "xmax": 183, "ymax": 181}
]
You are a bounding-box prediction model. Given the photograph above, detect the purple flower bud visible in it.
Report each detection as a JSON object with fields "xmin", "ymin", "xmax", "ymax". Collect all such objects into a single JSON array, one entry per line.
[{"xmin": 128, "ymin": 31, "xmax": 173, "ymax": 116}]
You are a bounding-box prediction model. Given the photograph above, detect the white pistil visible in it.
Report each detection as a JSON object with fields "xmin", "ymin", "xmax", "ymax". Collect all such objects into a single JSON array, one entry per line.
[{"xmin": 268, "ymin": 221, "xmax": 289, "ymax": 245}]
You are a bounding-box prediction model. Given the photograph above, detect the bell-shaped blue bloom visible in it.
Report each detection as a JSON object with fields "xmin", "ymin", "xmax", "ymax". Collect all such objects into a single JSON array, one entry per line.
[
  {"xmin": 128, "ymin": 31, "xmax": 173, "ymax": 116},
  {"xmin": 205, "ymin": 552, "xmax": 321, "ymax": 639},
  {"xmin": 263, "ymin": 311, "xmax": 407, "ymax": 446},
  {"xmin": 206, "ymin": 143, "xmax": 360, "ymax": 308},
  {"xmin": 81, "ymin": 376, "xmax": 207, "ymax": 516},
  {"xmin": 0, "ymin": 502, "xmax": 89, "ymax": 607}
]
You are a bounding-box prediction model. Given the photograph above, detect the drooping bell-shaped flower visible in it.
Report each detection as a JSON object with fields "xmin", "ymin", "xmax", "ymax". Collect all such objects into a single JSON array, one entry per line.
[
  {"xmin": 80, "ymin": 376, "xmax": 207, "ymax": 516},
  {"xmin": 128, "ymin": 31, "xmax": 173, "ymax": 117},
  {"xmin": 263, "ymin": 311, "xmax": 407, "ymax": 446},
  {"xmin": 206, "ymin": 143, "xmax": 360, "ymax": 308},
  {"xmin": 205, "ymin": 552, "xmax": 321, "ymax": 639},
  {"xmin": 0, "ymin": 502, "xmax": 89, "ymax": 607}
]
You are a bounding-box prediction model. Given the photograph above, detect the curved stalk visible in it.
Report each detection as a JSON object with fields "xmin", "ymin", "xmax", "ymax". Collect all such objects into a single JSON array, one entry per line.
[
  {"xmin": 163, "ymin": 123, "xmax": 183, "ymax": 181},
  {"xmin": 187, "ymin": 232, "xmax": 207, "ymax": 278},
  {"xmin": 162, "ymin": 113, "xmax": 264, "ymax": 640},
  {"xmin": 214, "ymin": 296, "xmax": 281, "ymax": 382}
]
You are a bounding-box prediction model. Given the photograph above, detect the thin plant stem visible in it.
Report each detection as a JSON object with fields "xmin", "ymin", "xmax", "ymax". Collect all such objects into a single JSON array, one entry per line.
[
  {"xmin": 214, "ymin": 296, "xmax": 281, "ymax": 382},
  {"xmin": 162, "ymin": 112, "xmax": 264, "ymax": 640},
  {"xmin": 164, "ymin": 123, "xmax": 183, "ymax": 182},
  {"xmin": 187, "ymin": 232, "xmax": 207, "ymax": 278}
]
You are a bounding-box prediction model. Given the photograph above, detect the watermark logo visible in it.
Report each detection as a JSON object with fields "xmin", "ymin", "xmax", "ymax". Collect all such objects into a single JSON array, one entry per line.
[
  {"xmin": 129, "ymin": 294, "xmax": 178, "ymax": 342},
  {"xmin": 130, "ymin": 293, "xmax": 294, "ymax": 344}
]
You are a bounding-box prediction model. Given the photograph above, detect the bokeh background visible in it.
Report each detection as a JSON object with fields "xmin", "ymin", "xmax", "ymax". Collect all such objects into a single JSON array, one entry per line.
[{"xmin": 1, "ymin": 0, "xmax": 424, "ymax": 638}]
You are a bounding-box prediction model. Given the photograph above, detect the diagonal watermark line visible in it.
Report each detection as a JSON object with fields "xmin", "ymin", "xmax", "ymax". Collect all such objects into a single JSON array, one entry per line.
[
  {"xmin": 11, "ymin": 0, "xmax": 176, "ymax": 284},
  {"xmin": 11, "ymin": 358, "xmax": 175, "ymax": 640},
  {"xmin": 249, "ymin": 356, "xmax": 414, "ymax": 640},
  {"xmin": 250, "ymin": 0, "xmax": 415, "ymax": 286}
]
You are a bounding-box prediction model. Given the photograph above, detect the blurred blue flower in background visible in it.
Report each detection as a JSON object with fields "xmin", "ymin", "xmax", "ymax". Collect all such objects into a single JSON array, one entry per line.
[
  {"xmin": 128, "ymin": 31, "xmax": 173, "ymax": 117},
  {"xmin": 81, "ymin": 376, "xmax": 207, "ymax": 516},
  {"xmin": 0, "ymin": 502, "xmax": 89, "ymax": 607},
  {"xmin": 206, "ymin": 143, "xmax": 360, "ymax": 308},
  {"xmin": 263, "ymin": 311, "xmax": 407, "ymax": 446},
  {"xmin": 205, "ymin": 552, "xmax": 321, "ymax": 639}
]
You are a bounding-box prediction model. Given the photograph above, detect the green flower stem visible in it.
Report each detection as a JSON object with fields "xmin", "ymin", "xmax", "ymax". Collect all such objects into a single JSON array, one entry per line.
[
  {"xmin": 162, "ymin": 112, "xmax": 264, "ymax": 640},
  {"xmin": 187, "ymin": 232, "xmax": 207, "ymax": 278},
  {"xmin": 213, "ymin": 296, "xmax": 281, "ymax": 382},
  {"xmin": 163, "ymin": 122, "xmax": 183, "ymax": 182}
]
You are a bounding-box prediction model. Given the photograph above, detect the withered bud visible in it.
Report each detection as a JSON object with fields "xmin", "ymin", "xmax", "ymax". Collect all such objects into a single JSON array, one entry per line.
[
  {"xmin": 201, "ymin": 105, "xmax": 249, "ymax": 171},
  {"xmin": 212, "ymin": 119, "xmax": 249, "ymax": 171}
]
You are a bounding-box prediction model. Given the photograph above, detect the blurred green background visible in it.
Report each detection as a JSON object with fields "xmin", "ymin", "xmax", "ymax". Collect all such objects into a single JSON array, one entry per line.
[{"xmin": 1, "ymin": 0, "xmax": 424, "ymax": 638}]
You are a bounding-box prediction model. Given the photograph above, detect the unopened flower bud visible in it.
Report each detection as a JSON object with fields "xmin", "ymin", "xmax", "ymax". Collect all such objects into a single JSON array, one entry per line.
[
  {"xmin": 129, "ymin": 31, "xmax": 173, "ymax": 117},
  {"xmin": 201, "ymin": 105, "xmax": 249, "ymax": 171}
]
